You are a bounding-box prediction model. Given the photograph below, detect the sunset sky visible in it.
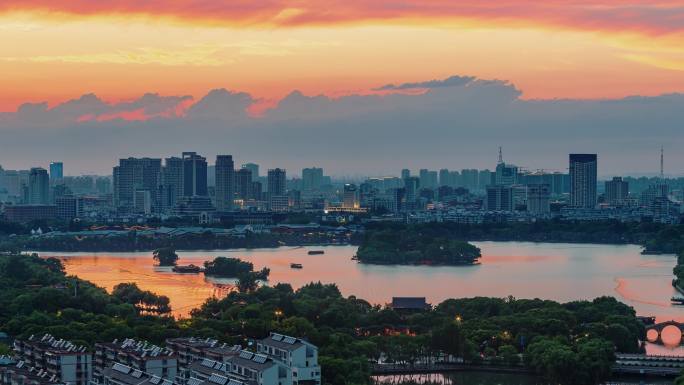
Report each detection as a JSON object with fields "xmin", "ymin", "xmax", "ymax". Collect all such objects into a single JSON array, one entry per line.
[
  {"xmin": 1, "ymin": 1, "xmax": 684, "ymax": 175},
  {"xmin": 2, "ymin": 1, "xmax": 684, "ymax": 110}
]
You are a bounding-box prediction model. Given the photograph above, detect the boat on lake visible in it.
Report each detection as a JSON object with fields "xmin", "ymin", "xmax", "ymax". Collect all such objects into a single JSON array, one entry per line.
[
  {"xmin": 290, "ymin": 263, "xmax": 303, "ymax": 269},
  {"xmin": 308, "ymin": 250, "xmax": 325, "ymax": 255},
  {"xmin": 172, "ymin": 264, "xmax": 202, "ymax": 274}
]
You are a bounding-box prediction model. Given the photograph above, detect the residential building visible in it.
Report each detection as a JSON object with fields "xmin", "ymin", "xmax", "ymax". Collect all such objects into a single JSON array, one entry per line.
[
  {"xmin": 526, "ymin": 184, "xmax": 551, "ymax": 214},
  {"xmin": 241, "ymin": 164, "xmax": 259, "ymax": 181},
  {"xmin": 100, "ymin": 363, "xmax": 171, "ymax": 385},
  {"xmin": 93, "ymin": 339, "xmax": 176, "ymax": 385},
  {"xmin": 215, "ymin": 156, "xmax": 235, "ymax": 212},
  {"xmin": 301, "ymin": 168, "xmax": 323, "ymax": 191},
  {"xmin": 29, "ymin": 168, "xmax": 50, "ymax": 204},
  {"xmin": 0, "ymin": 361, "xmax": 63, "ymax": 385},
  {"xmin": 113, "ymin": 158, "xmax": 162, "ymax": 211},
  {"xmin": 605, "ymin": 177, "xmax": 629, "ymax": 206},
  {"xmin": 161, "ymin": 157, "xmax": 184, "ymax": 212},
  {"xmin": 485, "ymin": 185, "xmax": 513, "ymax": 211},
  {"xmin": 13, "ymin": 335, "xmax": 92, "ymax": 385},
  {"xmin": 569, "ymin": 154, "xmax": 597, "ymax": 208},
  {"xmin": 257, "ymin": 333, "xmax": 321, "ymax": 385}
]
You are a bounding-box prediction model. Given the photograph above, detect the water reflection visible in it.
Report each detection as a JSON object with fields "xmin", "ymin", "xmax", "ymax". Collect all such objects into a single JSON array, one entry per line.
[{"xmin": 40, "ymin": 242, "xmax": 684, "ymax": 354}]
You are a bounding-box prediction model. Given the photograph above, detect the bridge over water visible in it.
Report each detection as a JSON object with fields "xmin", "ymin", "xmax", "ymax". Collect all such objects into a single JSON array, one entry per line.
[{"xmin": 645, "ymin": 320, "xmax": 684, "ymax": 345}]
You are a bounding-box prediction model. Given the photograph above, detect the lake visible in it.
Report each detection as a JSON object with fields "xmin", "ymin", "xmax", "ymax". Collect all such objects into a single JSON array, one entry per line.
[{"xmin": 39, "ymin": 242, "xmax": 684, "ymax": 353}]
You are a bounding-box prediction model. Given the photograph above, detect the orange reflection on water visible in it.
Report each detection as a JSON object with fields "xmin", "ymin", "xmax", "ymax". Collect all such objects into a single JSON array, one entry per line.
[{"xmin": 41, "ymin": 241, "xmax": 684, "ymax": 356}]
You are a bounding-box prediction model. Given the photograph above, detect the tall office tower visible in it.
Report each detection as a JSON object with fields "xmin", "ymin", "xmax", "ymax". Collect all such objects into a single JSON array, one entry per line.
[
  {"xmin": 236, "ymin": 168, "xmax": 254, "ymax": 200},
  {"xmin": 242, "ymin": 163, "xmax": 259, "ymax": 181},
  {"xmin": 527, "ymin": 184, "xmax": 551, "ymax": 214},
  {"xmin": 439, "ymin": 169, "xmax": 451, "ymax": 187},
  {"xmin": 215, "ymin": 155, "xmax": 235, "ymax": 211},
  {"xmin": 343, "ymin": 183, "xmax": 360, "ymax": 208},
  {"xmin": 113, "ymin": 158, "xmax": 162, "ymax": 210},
  {"xmin": 401, "ymin": 169, "xmax": 411, "ymax": 180},
  {"xmin": 449, "ymin": 170, "xmax": 461, "ymax": 187},
  {"xmin": 302, "ymin": 167, "xmax": 324, "ymax": 191},
  {"xmin": 28, "ymin": 167, "xmax": 49, "ymax": 204},
  {"xmin": 403, "ymin": 176, "xmax": 420, "ymax": 204},
  {"xmin": 485, "ymin": 184, "xmax": 513, "ymax": 211},
  {"xmin": 569, "ymin": 154, "xmax": 597, "ymax": 208},
  {"xmin": 495, "ymin": 163, "xmax": 518, "ymax": 186},
  {"xmin": 161, "ymin": 157, "xmax": 183, "ymax": 210},
  {"xmin": 49, "ymin": 162, "xmax": 63, "ymax": 182},
  {"xmin": 267, "ymin": 168, "xmax": 286, "ymax": 196},
  {"xmin": 605, "ymin": 177, "xmax": 629, "ymax": 206},
  {"xmin": 182, "ymin": 152, "xmax": 208, "ymax": 197}
]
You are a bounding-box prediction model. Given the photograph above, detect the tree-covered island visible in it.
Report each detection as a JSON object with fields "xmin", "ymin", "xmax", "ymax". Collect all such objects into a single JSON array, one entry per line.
[{"xmin": 355, "ymin": 223, "xmax": 481, "ymax": 265}]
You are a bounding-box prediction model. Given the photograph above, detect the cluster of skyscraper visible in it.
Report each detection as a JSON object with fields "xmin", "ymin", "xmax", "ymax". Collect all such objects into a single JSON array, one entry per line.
[{"xmin": 0, "ymin": 147, "xmax": 680, "ymax": 224}]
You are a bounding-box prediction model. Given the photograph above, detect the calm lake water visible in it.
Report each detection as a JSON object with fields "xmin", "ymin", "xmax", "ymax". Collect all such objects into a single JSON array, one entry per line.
[{"xmin": 39, "ymin": 242, "xmax": 684, "ymax": 354}]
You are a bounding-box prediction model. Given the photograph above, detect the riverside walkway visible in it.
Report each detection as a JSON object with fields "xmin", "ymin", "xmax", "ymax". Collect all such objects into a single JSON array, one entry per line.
[{"xmin": 371, "ymin": 354, "xmax": 684, "ymax": 378}]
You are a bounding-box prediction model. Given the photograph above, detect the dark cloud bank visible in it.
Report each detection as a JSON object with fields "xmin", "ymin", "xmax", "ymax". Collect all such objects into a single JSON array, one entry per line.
[{"xmin": 0, "ymin": 76, "xmax": 682, "ymax": 176}]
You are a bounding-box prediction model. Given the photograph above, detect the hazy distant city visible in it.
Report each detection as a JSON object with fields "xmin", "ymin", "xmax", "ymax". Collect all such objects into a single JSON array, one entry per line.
[{"xmin": 0, "ymin": 148, "xmax": 681, "ymax": 225}]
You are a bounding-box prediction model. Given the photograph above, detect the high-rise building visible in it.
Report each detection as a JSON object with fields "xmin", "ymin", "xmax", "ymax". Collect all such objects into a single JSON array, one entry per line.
[
  {"xmin": 49, "ymin": 162, "xmax": 63, "ymax": 182},
  {"xmin": 182, "ymin": 152, "xmax": 208, "ymax": 197},
  {"xmin": 527, "ymin": 184, "xmax": 551, "ymax": 214},
  {"xmin": 267, "ymin": 168, "xmax": 286, "ymax": 196},
  {"xmin": 605, "ymin": 177, "xmax": 629, "ymax": 206},
  {"xmin": 236, "ymin": 168, "xmax": 254, "ymax": 200},
  {"xmin": 569, "ymin": 154, "xmax": 597, "ymax": 208},
  {"xmin": 28, "ymin": 167, "xmax": 49, "ymax": 204},
  {"xmin": 461, "ymin": 169, "xmax": 479, "ymax": 190},
  {"xmin": 215, "ymin": 155, "xmax": 235, "ymax": 211},
  {"xmin": 401, "ymin": 169, "xmax": 410, "ymax": 180},
  {"xmin": 343, "ymin": 184, "xmax": 360, "ymax": 208},
  {"xmin": 486, "ymin": 184, "xmax": 513, "ymax": 211},
  {"xmin": 495, "ymin": 163, "xmax": 518, "ymax": 186},
  {"xmin": 439, "ymin": 169, "xmax": 451, "ymax": 187},
  {"xmin": 267, "ymin": 168, "xmax": 286, "ymax": 210},
  {"xmin": 419, "ymin": 169, "xmax": 438, "ymax": 190},
  {"xmin": 302, "ymin": 167, "xmax": 324, "ymax": 191},
  {"xmin": 161, "ymin": 157, "xmax": 183, "ymax": 211},
  {"xmin": 403, "ymin": 176, "xmax": 420, "ymax": 206},
  {"xmin": 242, "ymin": 163, "xmax": 259, "ymax": 181},
  {"xmin": 113, "ymin": 158, "xmax": 162, "ymax": 210}
]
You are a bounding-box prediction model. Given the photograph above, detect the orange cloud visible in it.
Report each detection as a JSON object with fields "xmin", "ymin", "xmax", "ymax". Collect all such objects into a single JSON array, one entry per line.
[{"xmin": 2, "ymin": 1, "xmax": 684, "ymax": 35}]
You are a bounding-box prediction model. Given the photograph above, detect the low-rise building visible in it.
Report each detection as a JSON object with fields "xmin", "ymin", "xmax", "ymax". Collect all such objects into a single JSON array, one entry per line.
[
  {"xmin": 256, "ymin": 334, "xmax": 321, "ymax": 385},
  {"xmin": 0, "ymin": 361, "xmax": 63, "ymax": 385},
  {"xmin": 101, "ymin": 363, "xmax": 173, "ymax": 385},
  {"xmin": 13, "ymin": 335, "xmax": 91, "ymax": 385},
  {"xmin": 93, "ymin": 339, "xmax": 176, "ymax": 385}
]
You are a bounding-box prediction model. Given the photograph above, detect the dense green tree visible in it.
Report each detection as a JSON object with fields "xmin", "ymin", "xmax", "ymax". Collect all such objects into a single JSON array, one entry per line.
[{"xmin": 152, "ymin": 248, "xmax": 178, "ymax": 266}]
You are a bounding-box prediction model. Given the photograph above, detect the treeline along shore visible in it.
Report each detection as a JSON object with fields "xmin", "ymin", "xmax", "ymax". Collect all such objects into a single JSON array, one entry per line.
[{"xmin": 0, "ymin": 220, "xmax": 683, "ymax": 254}]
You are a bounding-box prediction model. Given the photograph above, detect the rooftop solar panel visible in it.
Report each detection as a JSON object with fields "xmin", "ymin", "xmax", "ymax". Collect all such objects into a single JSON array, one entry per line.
[{"xmin": 252, "ymin": 354, "xmax": 268, "ymax": 364}]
